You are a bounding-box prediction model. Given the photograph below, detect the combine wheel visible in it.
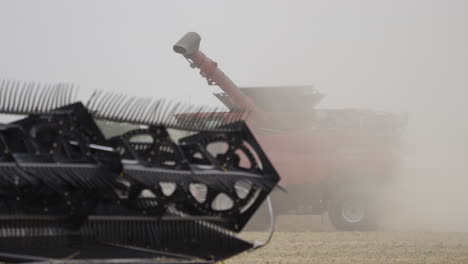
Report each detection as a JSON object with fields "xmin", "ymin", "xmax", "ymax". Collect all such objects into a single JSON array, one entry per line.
[{"xmin": 328, "ymin": 190, "xmax": 377, "ymax": 231}]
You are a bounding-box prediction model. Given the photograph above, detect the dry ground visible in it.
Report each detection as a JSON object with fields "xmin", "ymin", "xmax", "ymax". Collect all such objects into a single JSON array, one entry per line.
[{"xmin": 226, "ymin": 215, "xmax": 468, "ymax": 264}]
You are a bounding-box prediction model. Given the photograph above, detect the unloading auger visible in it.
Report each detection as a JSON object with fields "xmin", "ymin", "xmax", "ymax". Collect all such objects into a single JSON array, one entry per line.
[{"xmin": 0, "ymin": 80, "xmax": 280, "ymax": 263}]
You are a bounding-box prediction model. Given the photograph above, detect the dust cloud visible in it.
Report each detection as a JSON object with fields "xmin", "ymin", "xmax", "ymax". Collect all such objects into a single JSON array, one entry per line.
[
  {"xmin": 374, "ymin": 77, "xmax": 468, "ymax": 232},
  {"xmin": 267, "ymin": 60, "xmax": 468, "ymax": 233},
  {"xmin": 379, "ymin": 110, "xmax": 468, "ymax": 232},
  {"xmin": 253, "ymin": 84, "xmax": 468, "ymax": 232},
  {"xmin": 267, "ymin": 71, "xmax": 468, "ymax": 232}
]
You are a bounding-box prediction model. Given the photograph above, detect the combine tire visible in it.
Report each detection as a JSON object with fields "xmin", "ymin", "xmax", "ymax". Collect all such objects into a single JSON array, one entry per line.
[{"xmin": 328, "ymin": 190, "xmax": 377, "ymax": 231}]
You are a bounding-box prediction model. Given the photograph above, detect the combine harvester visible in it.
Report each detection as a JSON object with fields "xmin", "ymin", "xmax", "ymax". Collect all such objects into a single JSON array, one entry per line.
[
  {"xmin": 0, "ymin": 81, "xmax": 280, "ymax": 263},
  {"xmin": 174, "ymin": 32, "xmax": 404, "ymax": 231}
]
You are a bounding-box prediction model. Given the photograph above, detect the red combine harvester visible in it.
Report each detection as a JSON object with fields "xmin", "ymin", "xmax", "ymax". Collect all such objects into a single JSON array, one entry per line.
[{"xmin": 174, "ymin": 32, "xmax": 404, "ymax": 230}]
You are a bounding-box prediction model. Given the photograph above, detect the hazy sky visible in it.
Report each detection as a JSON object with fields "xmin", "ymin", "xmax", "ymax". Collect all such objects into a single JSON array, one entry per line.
[{"xmin": 1, "ymin": 0, "xmax": 467, "ymax": 158}]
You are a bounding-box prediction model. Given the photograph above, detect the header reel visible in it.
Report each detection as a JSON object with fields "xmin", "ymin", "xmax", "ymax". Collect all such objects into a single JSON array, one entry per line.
[{"xmin": 0, "ymin": 80, "xmax": 280, "ymax": 263}]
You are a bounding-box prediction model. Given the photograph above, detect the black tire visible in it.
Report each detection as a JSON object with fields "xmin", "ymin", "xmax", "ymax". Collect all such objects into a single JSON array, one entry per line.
[{"xmin": 328, "ymin": 190, "xmax": 377, "ymax": 231}]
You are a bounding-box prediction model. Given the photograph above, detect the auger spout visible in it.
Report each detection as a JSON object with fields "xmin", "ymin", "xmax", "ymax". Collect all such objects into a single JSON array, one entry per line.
[{"xmin": 174, "ymin": 32, "xmax": 265, "ymax": 121}]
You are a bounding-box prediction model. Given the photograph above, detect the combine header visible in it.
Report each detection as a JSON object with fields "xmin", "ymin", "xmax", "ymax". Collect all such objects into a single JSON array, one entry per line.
[{"xmin": 0, "ymin": 80, "xmax": 280, "ymax": 263}]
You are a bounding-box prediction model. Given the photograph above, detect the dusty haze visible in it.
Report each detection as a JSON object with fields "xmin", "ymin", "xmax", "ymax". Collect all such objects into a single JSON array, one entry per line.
[{"xmin": 1, "ymin": 0, "xmax": 468, "ymax": 231}]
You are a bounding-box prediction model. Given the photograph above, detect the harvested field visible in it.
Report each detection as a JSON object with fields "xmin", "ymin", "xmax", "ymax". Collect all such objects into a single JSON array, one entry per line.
[
  {"xmin": 228, "ymin": 232, "xmax": 468, "ymax": 264},
  {"xmin": 227, "ymin": 215, "xmax": 468, "ymax": 264}
]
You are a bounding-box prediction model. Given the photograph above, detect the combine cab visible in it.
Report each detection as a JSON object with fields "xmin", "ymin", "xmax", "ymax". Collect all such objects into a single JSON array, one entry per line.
[{"xmin": 174, "ymin": 32, "xmax": 405, "ymax": 231}]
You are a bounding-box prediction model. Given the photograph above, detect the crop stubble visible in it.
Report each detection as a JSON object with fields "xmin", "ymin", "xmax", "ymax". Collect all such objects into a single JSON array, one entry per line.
[{"xmin": 228, "ymin": 216, "xmax": 468, "ymax": 264}]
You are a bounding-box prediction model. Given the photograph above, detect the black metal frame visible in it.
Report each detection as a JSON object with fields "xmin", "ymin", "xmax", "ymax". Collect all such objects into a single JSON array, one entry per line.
[{"xmin": 0, "ymin": 88, "xmax": 280, "ymax": 263}]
